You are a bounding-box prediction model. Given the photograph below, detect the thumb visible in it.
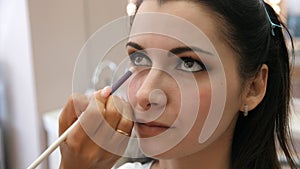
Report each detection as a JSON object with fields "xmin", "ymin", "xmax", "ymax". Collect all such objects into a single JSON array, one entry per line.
[{"xmin": 95, "ymin": 86, "xmax": 112, "ymax": 103}]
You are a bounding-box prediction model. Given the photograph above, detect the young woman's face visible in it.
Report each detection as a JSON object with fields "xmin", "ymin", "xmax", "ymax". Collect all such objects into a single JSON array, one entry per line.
[{"xmin": 126, "ymin": 0, "xmax": 244, "ymax": 158}]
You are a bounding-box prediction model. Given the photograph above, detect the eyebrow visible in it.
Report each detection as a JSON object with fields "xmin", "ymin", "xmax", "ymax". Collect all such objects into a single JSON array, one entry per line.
[
  {"xmin": 169, "ymin": 46, "xmax": 213, "ymax": 56},
  {"xmin": 126, "ymin": 42, "xmax": 144, "ymax": 50},
  {"xmin": 126, "ymin": 41, "xmax": 213, "ymax": 56}
]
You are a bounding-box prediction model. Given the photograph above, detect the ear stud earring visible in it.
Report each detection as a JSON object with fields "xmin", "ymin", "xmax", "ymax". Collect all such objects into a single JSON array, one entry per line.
[{"xmin": 243, "ymin": 104, "xmax": 249, "ymax": 117}]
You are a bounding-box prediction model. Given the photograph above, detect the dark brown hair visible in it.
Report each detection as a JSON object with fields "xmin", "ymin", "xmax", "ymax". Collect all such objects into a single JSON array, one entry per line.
[{"xmin": 134, "ymin": 0, "xmax": 299, "ymax": 168}]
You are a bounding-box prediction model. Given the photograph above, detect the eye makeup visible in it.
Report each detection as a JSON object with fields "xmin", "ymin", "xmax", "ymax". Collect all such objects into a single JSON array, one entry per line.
[
  {"xmin": 176, "ymin": 56, "xmax": 207, "ymax": 72},
  {"xmin": 129, "ymin": 51, "xmax": 152, "ymax": 67},
  {"xmin": 126, "ymin": 41, "xmax": 211, "ymax": 71},
  {"xmin": 128, "ymin": 50, "xmax": 207, "ymax": 73}
]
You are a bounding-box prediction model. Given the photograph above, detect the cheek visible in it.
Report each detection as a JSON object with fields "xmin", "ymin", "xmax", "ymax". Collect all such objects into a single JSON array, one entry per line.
[
  {"xmin": 126, "ymin": 75, "xmax": 142, "ymax": 105},
  {"xmin": 191, "ymin": 82, "xmax": 212, "ymax": 131},
  {"xmin": 176, "ymin": 79, "xmax": 212, "ymax": 133},
  {"xmin": 199, "ymin": 84, "xmax": 212, "ymax": 116}
]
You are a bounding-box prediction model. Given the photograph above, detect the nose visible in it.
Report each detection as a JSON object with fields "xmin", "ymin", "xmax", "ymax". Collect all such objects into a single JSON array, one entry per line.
[{"xmin": 135, "ymin": 68, "xmax": 167, "ymax": 111}]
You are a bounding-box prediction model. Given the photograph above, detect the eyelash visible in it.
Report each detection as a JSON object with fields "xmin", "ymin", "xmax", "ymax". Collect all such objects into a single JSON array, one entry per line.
[
  {"xmin": 129, "ymin": 51, "xmax": 152, "ymax": 67},
  {"xmin": 128, "ymin": 51, "xmax": 206, "ymax": 72},
  {"xmin": 177, "ymin": 57, "xmax": 206, "ymax": 72}
]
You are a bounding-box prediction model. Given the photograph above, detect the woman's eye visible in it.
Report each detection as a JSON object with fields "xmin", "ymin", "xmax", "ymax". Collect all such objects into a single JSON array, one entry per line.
[
  {"xmin": 176, "ymin": 57, "xmax": 206, "ymax": 72},
  {"xmin": 129, "ymin": 52, "xmax": 152, "ymax": 67}
]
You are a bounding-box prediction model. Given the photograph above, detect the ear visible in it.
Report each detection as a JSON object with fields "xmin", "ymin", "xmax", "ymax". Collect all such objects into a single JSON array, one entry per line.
[{"xmin": 240, "ymin": 64, "xmax": 268, "ymax": 113}]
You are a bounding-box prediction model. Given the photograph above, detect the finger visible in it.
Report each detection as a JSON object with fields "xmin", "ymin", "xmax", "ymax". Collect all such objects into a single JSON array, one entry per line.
[
  {"xmin": 60, "ymin": 86, "xmax": 110, "ymax": 137},
  {"xmin": 91, "ymin": 118, "xmax": 130, "ymax": 156},
  {"xmin": 79, "ymin": 87, "xmax": 112, "ymax": 137},
  {"xmin": 104, "ymin": 96, "xmax": 123, "ymax": 130},
  {"xmin": 79, "ymin": 98, "xmax": 105, "ymax": 137},
  {"xmin": 73, "ymin": 94, "xmax": 90, "ymax": 116},
  {"xmin": 93, "ymin": 86, "xmax": 112, "ymax": 119},
  {"xmin": 116, "ymin": 101, "xmax": 134, "ymax": 136},
  {"xmin": 90, "ymin": 96, "xmax": 130, "ymax": 144},
  {"xmin": 59, "ymin": 94, "xmax": 89, "ymax": 136},
  {"xmin": 95, "ymin": 86, "xmax": 112, "ymax": 103}
]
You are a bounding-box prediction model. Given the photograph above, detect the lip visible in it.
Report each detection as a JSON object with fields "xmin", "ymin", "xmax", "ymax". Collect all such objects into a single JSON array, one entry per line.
[
  {"xmin": 135, "ymin": 122, "xmax": 171, "ymax": 137},
  {"xmin": 144, "ymin": 121, "xmax": 170, "ymax": 128}
]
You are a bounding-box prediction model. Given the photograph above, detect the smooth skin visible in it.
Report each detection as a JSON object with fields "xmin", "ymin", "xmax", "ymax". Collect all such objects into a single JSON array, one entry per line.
[{"xmin": 58, "ymin": 1, "xmax": 268, "ymax": 169}]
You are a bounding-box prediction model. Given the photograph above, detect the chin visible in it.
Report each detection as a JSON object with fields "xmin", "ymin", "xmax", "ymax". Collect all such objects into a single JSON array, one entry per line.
[{"xmin": 136, "ymin": 133, "xmax": 180, "ymax": 158}]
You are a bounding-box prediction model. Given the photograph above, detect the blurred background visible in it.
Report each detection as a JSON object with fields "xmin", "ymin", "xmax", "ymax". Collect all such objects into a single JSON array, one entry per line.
[{"xmin": 0, "ymin": 0, "xmax": 299, "ymax": 169}]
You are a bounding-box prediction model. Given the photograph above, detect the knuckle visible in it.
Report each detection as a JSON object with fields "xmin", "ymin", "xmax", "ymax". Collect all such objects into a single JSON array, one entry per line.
[{"xmin": 66, "ymin": 130, "xmax": 86, "ymax": 153}]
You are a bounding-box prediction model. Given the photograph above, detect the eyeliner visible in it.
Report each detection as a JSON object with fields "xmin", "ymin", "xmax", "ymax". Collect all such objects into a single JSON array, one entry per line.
[{"xmin": 111, "ymin": 67, "xmax": 135, "ymax": 94}]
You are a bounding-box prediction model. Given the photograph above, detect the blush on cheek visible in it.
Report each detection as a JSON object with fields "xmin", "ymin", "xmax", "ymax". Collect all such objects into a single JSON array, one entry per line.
[
  {"xmin": 199, "ymin": 89, "xmax": 212, "ymax": 117},
  {"xmin": 175, "ymin": 82, "xmax": 211, "ymax": 125},
  {"xmin": 182, "ymin": 82, "xmax": 212, "ymax": 120},
  {"xmin": 186, "ymin": 87, "xmax": 212, "ymax": 134}
]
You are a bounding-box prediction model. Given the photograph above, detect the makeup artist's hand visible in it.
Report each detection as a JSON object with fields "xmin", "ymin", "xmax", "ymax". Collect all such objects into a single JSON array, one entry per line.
[{"xmin": 59, "ymin": 87, "xmax": 134, "ymax": 169}]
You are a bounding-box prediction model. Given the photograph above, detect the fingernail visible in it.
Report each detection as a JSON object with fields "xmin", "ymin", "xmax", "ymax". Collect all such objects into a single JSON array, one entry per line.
[{"xmin": 100, "ymin": 86, "xmax": 111, "ymax": 97}]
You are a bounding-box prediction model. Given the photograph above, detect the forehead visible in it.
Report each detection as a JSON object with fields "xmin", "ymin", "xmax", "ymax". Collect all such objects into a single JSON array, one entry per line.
[{"xmin": 129, "ymin": 0, "xmax": 221, "ymax": 51}]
